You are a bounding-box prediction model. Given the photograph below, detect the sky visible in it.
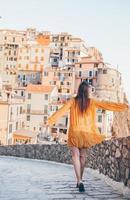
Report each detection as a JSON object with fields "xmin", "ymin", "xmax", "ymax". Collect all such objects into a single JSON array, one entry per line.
[{"xmin": 0, "ymin": 0, "xmax": 130, "ymax": 101}]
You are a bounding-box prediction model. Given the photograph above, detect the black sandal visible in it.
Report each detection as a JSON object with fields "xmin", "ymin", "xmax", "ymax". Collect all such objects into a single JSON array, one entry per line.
[{"xmin": 79, "ymin": 182, "xmax": 85, "ymax": 192}]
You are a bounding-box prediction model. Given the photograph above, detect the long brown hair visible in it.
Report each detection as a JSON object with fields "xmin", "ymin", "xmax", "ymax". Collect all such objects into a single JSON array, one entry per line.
[{"xmin": 75, "ymin": 81, "xmax": 90, "ymax": 114}]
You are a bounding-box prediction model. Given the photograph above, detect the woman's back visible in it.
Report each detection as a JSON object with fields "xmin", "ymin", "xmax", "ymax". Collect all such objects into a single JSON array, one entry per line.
[{"xmin": 69, "ymin": 98, "xmax": 94, "ymax": 132}]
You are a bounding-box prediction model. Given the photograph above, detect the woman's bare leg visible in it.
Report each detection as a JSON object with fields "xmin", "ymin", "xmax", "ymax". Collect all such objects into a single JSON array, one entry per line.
[
  {"xmin": 70, "ymin": 146, "xmax": 81, "ymax": 184},
  {"xmin": 79, "ymin": 148, "xmax": 86, "ymax": 181}
]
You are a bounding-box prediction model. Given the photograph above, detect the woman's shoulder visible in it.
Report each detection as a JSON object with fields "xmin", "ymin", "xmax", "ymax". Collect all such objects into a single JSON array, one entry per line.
[{"xmin": 89, "ymin": 98, "xmax": 96, "ymax": 105}]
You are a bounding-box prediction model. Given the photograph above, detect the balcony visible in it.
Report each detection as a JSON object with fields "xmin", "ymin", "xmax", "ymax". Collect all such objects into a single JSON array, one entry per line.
[
  {"xmin": 51, "ymin": 123, "xmax": 67, "ymax": 129},
  {"xmin": 29, "ymin": 110, "xmax": 48, "ymax": 115}
]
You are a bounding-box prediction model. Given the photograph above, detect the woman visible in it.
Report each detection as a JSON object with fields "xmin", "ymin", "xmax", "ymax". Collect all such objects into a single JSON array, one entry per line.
[{"xmin": 46, "ymin": 81, "xmax": 128, "ymax": 192}]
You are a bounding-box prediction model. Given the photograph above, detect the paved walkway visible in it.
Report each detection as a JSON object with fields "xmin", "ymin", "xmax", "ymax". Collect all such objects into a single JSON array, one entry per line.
[{"xmin": 0, "ymin": 156, "xmax": 128, "ymax": 200}]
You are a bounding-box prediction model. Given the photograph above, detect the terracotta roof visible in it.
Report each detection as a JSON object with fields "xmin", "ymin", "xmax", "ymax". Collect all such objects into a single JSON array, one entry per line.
[{"xmin": 26, "ymin": 84, "xmax": 55, "ymax": 93}]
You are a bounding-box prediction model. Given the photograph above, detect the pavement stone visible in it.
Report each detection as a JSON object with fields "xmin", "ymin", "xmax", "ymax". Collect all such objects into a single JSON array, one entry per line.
[{"xmin": 0, "ymin": 156, "xmax": 129, "ymax": 200}]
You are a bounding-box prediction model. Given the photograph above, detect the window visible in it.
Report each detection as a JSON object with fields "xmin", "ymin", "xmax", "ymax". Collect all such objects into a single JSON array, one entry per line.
[
  {"xmin": 44, "ymin": 105, "xmax": 48, "ymax": 114},
  {"xmin": 9, "ymin": 124, "xmax": 12, "ymax": 133},
  {"xmin": 56, "ymin": 106, "xmax": 58, "ymax": 111},
  {"xmin": 18, "ymin": 64, "xmax": 21, "ymax": 68},
  {"xmin": 103, "ymin": 69, "xmax": 107, "ymax": 74},
  {"xmin": 21, "ymin": 91, "xmax": 24, "ymax": 96},
  {"xmin": 44, "ymin": 72, "xmax": 48, "ymax": 76},
  {"xmin": 112, "ymin": 78, "xmax": 114, "ymax": 83},
  {"xmin": 61, "ymin": 36, "xmax": 65, "ymax": 41},
  {"xmin": 88, "ymin": 79, "xmax": 92, "ymax": 85},
  {"xmin": 94, "ymin": 63, "xmax": 98, "ymax": 68},
  {"xmin": 79, "ymin": 71, "xmax": 82, "ymax": 77},
  {"xmin": 28, "ymin": 93, "xmax": 31, "ymax": 99},
  {"xmin": 9, "ymin": 50, "xmax": 11, "ymax": 56},
  {"xmin": 79, "ymin": 64, "xmax": 82, "ymax": 68},
  {"xmin": 26, "ymin": 64, "xmax": 29, "ymax": 69},
  {"xmin": 98, "ymin": 68, "xmax": 102, "ymax": 74},
  {"xmin": 98, "ymin": 115, "xmax": 102, "ymax": 122},
  {"xmin": 91, "ymin": 87, "xmax": 95, "ymax": 92},
  {"xmin": 13, "ymin": 37, "xmax": 15, "ymax": 42},
  {"xmin": 23, "ymin": 75, "xmax": 26, "ymax": 80},
  {"xmin": 27, "ymin": 115, "xmax": 30, "ymax": 121},
  {"xmin": 54, "ymin": 58, "xmax": 57, "ymax": 62},
  {"xmin": 61, "ymin": 81, "xmax": 64, "ymax": 85},
  {"xmin": 22, "ymin": 122, "xmax": 25, "ymax": 128},
  {"xmin": 20, "ymin": 106, "xmax": 22, "ymax": 114},
  {"xmin": 89, "ymin": 71, "xmax": 92, "ymax": 77},
  {"xmin": 27, "ymin": 104, "xmax": 31, "ymax": 113},
  {"xmin": 16, "ymin": 122, "xmax": 18, "ymax": 130},
  {"xmin": 44, "ymin": 116, "xmax": 47, "ymax": 122},
  {"xmin": 65, "ymin": 117, "xmax": 68, "ymax": 126},
  {"xmin": 44, "ymin": 94, "xmax": 48, "ymax": 100}
]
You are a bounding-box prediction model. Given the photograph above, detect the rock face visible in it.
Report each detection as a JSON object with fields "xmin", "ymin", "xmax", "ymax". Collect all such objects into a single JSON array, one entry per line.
[
  {"xmin": 112, "ymin": 107, "xmax": 130, "ymax": 137},
  {"xmin": 0, "ymin": 136, "xmax": 130, "ymax": 188}
]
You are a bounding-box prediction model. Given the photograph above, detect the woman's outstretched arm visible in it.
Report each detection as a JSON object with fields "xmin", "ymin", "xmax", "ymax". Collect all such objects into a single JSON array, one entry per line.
[
  {"xmin": 93, "ymin": 98, "xmax": 129, "ymax": 112},
  {"xmin": 47, "ymin": 98, "xmax": 73, "ymax": 126}
]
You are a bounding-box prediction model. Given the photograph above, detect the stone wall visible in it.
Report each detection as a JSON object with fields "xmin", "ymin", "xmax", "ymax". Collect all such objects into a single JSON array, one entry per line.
[
  {"xmin": 86, "ymin": 136, "xmax": 130, "ymax": 188},
  {"xmin": 0, "ymin": 143, "xmax": 72, "ymax": 164},
  {"xmin": 0, "ymin": 136, "xmax": 130, "ymax": 187}
]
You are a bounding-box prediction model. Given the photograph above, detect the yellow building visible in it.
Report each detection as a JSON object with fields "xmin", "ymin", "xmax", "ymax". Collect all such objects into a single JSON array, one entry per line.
[
  {"xmin": 0, "ymin": 94, "xmax": 26, "ymax": 145},
  {"xmin": 17, "ymin": 37, "xmax": 50, "ymax": 87}
]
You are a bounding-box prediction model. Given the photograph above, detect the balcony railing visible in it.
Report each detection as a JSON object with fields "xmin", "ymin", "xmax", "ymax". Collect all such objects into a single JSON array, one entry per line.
[{"xmin": 29, "ymin": 110, "xmax": 48, "ymax": 115}]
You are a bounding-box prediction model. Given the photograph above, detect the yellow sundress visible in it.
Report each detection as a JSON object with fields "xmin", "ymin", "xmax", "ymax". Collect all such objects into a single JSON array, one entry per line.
[{"xmin": 47, "ymin": 98, "xmax": 128, "ymax": 148}]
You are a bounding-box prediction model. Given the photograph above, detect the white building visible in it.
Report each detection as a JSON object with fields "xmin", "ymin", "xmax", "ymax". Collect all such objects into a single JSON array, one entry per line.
[
  {"xmin": 25, "ymin": 84, "xmax": 58, "ymax": 133},
  {"xmin": 50, "ymin": 32, "xmax": 88, "ymax": 67}
]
